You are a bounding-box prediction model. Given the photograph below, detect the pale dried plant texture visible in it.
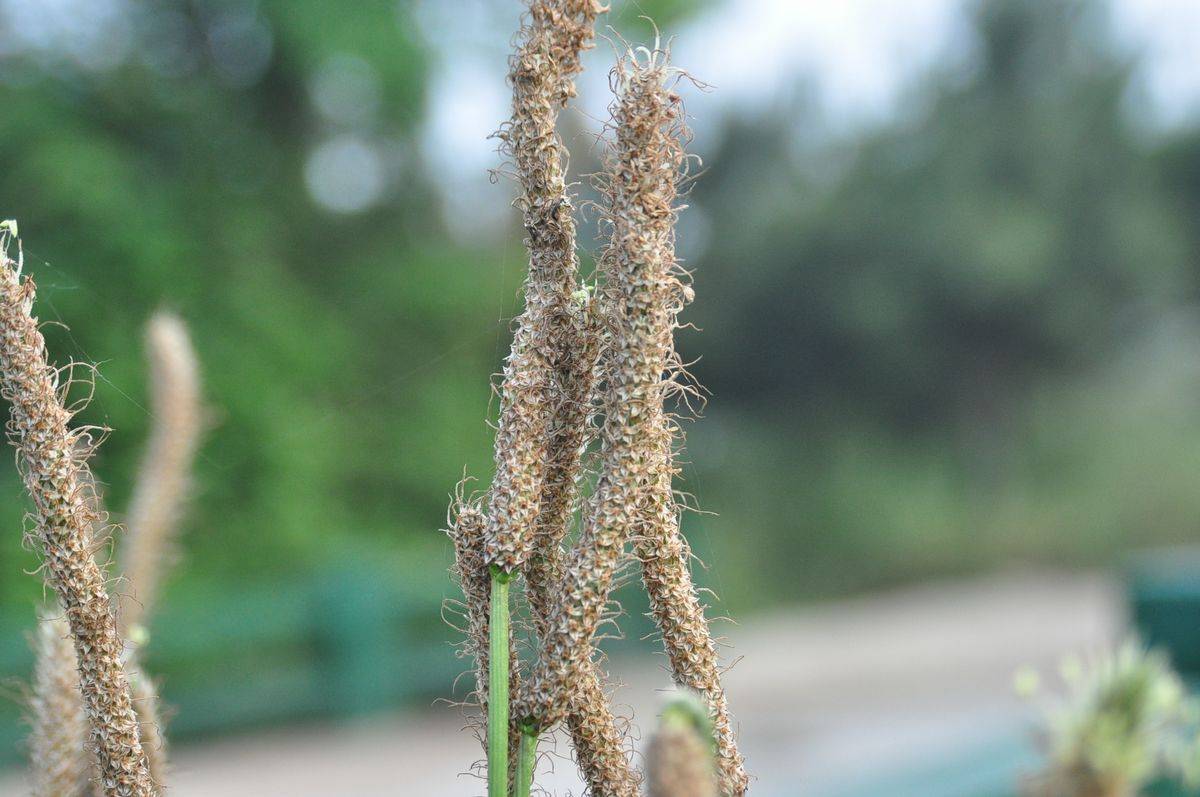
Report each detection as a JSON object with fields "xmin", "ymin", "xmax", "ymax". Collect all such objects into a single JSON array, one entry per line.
[
  {"xmin": 0, "ymin": 232, "xmax": 155, "ymax": 796},
  {"xmin": 128, "ymin": 667, "xmax": 168, "ymax": 789},
  {"xmin": 523, "ymin": 288, "xmax": 601, "ymax": 639},
  {"xmin": 484, "ymin": 0, "xmax": 604, "ymax": 574},
  {"xmin": 563, "ymin": 663, "xmax": 641, "ymax": 797},
  {"xmin": 484, "ymin": 1, "xmax": 640, "ymax": 792},
  {"xmin": 527, "ymin": 290, "xmax": 641, "ymax": 796},
  {"xmin": 646, "ymin": 692, "xmax": 718, "ymax": 797},
  {"xmin": 639, "ymin": 448, "xmax": 748, "ymax": 795},
  {"xmin": 601, "ymin": 46, "xmax": 749, "ymax": 795},
  {"xmin": 28, "ymin": 615, "xmax": 92, "ymax": 797},
  {"xmin": 515, "ymin": 44, "xmax": 693, "ymax": 735},
  {"xmin": 119, "ymin": 312, "xmax": 202, "ymax": 636}
]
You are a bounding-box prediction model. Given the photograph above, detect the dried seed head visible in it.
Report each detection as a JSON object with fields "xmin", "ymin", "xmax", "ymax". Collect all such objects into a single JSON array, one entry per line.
[
  {"xmin": 28, "ymin": 614, "xmax": 92, "ymax": 797},
  {"xmin": 638, "ymin": 474, "xmax": 749, "ymax": 795},
  {"xmin": 646, "ymin": 691, "xmax": 718, "ymax": 797},
  {"xmin": 119, "ymin": 312, "xmax": 203, "ymax": 636},
  {"xmin": 604, "ymin": 46, "xmax": 750, "ymax": 795},
  {"xmin": 523, "ymin": 289, "xmax": 602, "ymax": 638},
  {"xmin": 496, "ymin": 4, "xmax": 639, "ymax": 786},
  {"xmin": 0, "ymin": 227, "xmax": 156, "ymax": 796},
  {"xmin": 484, "ymin": 0, "xmax": 604, "ymax": 574},
  {"xmin": 565, "ymin": 662, "xmax": 641, "ymax": 797},
  {"xmin": 523, "ymin": 292, "xmax": 638, "ymax": 793},
  {"xmin": 516, "ymin": 42, "xmax": 690, "ymax": 732}
]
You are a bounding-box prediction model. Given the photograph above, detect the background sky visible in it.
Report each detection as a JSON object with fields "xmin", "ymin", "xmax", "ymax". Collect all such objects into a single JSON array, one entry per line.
[{"xmin": 418, "ymin": 0, "xmax": 1200, "ymax": 240}]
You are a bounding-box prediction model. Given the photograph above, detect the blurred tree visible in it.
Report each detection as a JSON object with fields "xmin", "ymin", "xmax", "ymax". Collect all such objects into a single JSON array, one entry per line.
[
  {"xmin": 692, "ymin": 0, "xmax": 1190, "ymax": 431},
  {"xmin": 0, "ymin": 0, "xmax": 703, "ymax": 613},
  {"xmin": 0, "ymin": 0, "xmax": 497, "ymax": 608},
  {"xmin": 680, "ymin": 0, "xmax": 1200, "ymax": 604}
]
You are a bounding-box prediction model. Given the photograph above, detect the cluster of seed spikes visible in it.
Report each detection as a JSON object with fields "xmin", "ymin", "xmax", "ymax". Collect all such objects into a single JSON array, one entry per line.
[
  {"xmin": 0, "ymin": 225, "xmax": 205, "ymax": 797},
  {"xmin": 445, "ymin": 3, "xmax": 748, "ymax": 795}
]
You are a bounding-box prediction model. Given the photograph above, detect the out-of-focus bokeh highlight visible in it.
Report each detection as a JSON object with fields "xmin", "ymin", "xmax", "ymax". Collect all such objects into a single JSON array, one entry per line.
[{"xmin": 1, "ymin": 0, "xmax": 1200, "ymax": 794}]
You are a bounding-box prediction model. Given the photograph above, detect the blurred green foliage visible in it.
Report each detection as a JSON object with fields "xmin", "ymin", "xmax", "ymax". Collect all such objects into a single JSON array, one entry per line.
[{"xmin": 0, "ymin": 0, "xmax": 1197, "ymax": 667}]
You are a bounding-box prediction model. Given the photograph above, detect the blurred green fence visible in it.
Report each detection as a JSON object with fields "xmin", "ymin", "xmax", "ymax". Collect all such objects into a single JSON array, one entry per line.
[
  {"xmin": 0, "ymin": 563, "xmax": 458, "ymax": 766},
  {"xmin": 0, "ymin": 562, "xmax": 661, "ymax": 769}
]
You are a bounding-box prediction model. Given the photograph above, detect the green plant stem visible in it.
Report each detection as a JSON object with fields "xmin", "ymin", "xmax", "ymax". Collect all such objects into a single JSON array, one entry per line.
[
  {"xmin": 489, "ymin": 565, "xmax": 511, "ymax": 797},
  {"xmin": 515, "ymin": 723, "xmax": 538, "ymax": 797}
]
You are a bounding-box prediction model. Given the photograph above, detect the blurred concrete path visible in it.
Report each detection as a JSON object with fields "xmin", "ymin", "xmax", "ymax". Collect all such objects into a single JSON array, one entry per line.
[{"xmin": 0, "ymin": 569, "xmax": 1121, "ymax": 796}]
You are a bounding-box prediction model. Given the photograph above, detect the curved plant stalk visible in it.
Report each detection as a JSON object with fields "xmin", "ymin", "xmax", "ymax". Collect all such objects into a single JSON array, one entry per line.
[
  {"xmin": 482, "ymin": 0, "xmax": 606, "ymax": 576},
  {"xmin": 584, "ymin": 41, "xmax": 752, "ymax": 793},
  {"xmin": 0, "ymin": 226, "xmax": 156, "ymax": 796},
  {"xmin": 639, "ymin": 449, "xmax": 748, "ymax": 795},
  {"xmin": 564, "ymin": 665, "xmax": 639, "ymax": 797},
  {"xmin": 598, "ymin": 42, "xmax": 751, "ymax": 795},
  {"xmin": 515, "ymin": 41, "xmax": 694, "ymax": 735},
  {"xmin": 119, "ymin": 311, "xmax": 203, "ymax": 638},
  {"xmin": 489, "ymin": 566, "xmax": 513, "ymax": 797},
  {"xmin": 28, "ymin": 614, "xmax": 92, "ymax": 797}
]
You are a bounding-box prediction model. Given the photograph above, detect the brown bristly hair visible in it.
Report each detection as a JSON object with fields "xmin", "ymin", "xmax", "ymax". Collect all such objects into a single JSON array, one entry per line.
[
  {"xmin": 515, "ymin": 39, "xmax": 691, "ymax": 735},
  {"xmin": 28, "ymin": 615, "xmax": 92, "ymax": 797},
  {"xmin": 127, "ymin": 666, "xmax": 168, "ymax": 790},
  {"xmin": 584, "ymin": 38, "xmax": 750, "ymax": 793},
  {"xmin": 483, "ymin": 0, "xmax": 605, "ymax": 575},
  {"xmin": 523, "ymin": 284, "xmax": 639, "ymax": 796},
  {"xmin": 478, "ymin": 0, "xmax": 640, "ymax": 793},
  {"xmin": 563, "ymin": 663, "xmax": 640, "ymax": 797},
  {"xmin": 0, "ymin": 228, "xmax": 156, "ymax": 796},
  {"xmin": 601, "ymin": 43, "xmax": 750, "ymax": 795}
]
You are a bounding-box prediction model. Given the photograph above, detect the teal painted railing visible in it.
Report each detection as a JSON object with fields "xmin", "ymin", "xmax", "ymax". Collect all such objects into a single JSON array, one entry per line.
[
  {"xmin": 0, "ymin": 564, "xmax": 459, "ymax": 766},
  {"xmin": 0, "ymin": 563, "xmax": 661, "ymax": 768}
]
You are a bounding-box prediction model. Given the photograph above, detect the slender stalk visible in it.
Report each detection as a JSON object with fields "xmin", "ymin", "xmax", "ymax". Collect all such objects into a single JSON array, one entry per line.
[
  {"xmin": 488, "ymin": 566, "xmax": 512, "ymax": 797},
  {"xmin": 515, "ymin": 723, "xmax": 538, "ymax": 797}
]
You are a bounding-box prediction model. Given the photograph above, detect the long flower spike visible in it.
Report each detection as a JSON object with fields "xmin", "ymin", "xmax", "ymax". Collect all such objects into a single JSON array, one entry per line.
[
  {"xmin": 606, "ymin": 45, "xmax": 751, "ymax": 795},
  {"xmin": 515, "ymin": 40, "xmax": 691, "ymax": 735},
  {"xmin": 0, "ymin": 225, "xmax": 156, "ymax": 796}
]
